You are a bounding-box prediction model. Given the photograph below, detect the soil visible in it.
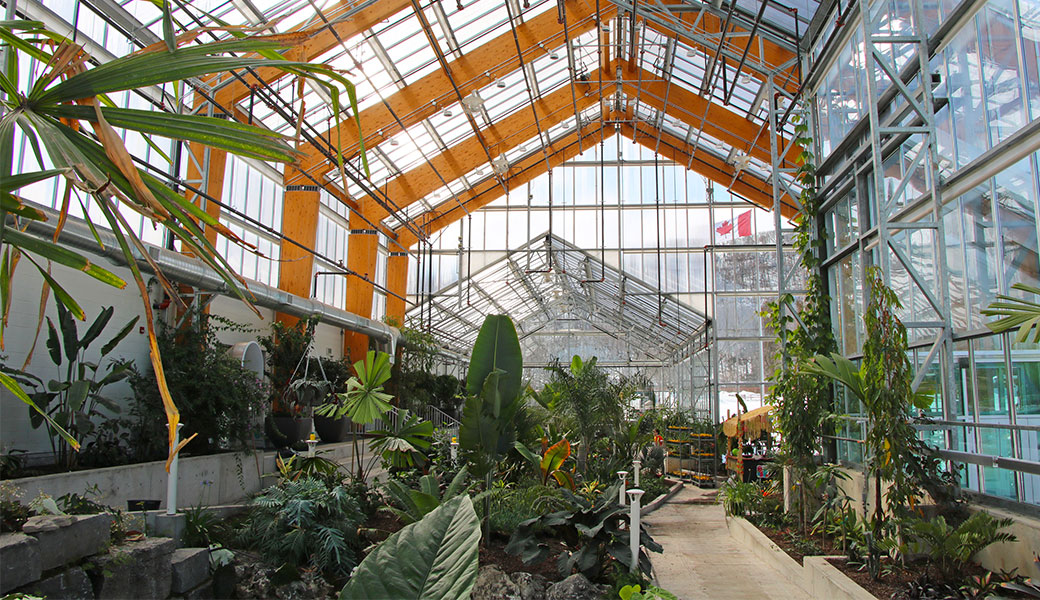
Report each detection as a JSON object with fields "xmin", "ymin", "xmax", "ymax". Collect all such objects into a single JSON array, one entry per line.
[
  {"xmin": 479, "ymin": 533, "xmax": 570, "ymax": 582},
  {"xmin": 755, "ymin": 523, "xmax": 843, "ymax": 565},
  {"xmin": 826, "ymin": 557, "xmax": 919, "ymax": 599},
  {"xmin": 358, "ymin": 510, "xmax": 404, "ymax": 547}
]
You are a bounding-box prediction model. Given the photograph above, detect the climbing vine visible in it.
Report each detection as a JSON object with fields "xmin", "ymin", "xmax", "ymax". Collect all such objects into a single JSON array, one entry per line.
[{"xmin": 762, "ymin": 107, "xmax": 837, "ymax": 524}]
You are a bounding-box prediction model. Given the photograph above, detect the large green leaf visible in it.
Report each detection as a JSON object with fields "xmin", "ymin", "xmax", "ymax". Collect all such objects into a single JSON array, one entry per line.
[
  {"xmin": 339, "ymin": 495, "xmax": 480, "ymax": 600},
  {"xmin": 465, "ymin": 314, "xmax": 522, "ymax": 402},
  {"xmin": 805, "ymin": 353, "xmax": 866, "ymax": 402},
  {"xmin": 982, "ymin": 283, "xmax": 1040, "ymax": 343},
  {"xmin": 3, "ymin": 229, "xmax": 125, "ymax": 288},
  {"xmin": 0, "ymin": 371, "xmax": 78, "ymax": 450}
]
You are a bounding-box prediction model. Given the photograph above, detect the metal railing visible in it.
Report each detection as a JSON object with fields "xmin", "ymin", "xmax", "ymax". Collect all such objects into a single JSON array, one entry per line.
[{"xmin": 361, "ymin": 405, "xmax": 460, "ymax": 438}]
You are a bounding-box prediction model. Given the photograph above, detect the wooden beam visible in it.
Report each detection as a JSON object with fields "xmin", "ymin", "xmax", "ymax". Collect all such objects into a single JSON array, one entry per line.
[
  {"xmin": 384, "ymin": 253, "xmax": 409, "ymax": 325},
  {"xmin": 206, "ymin": 0, "xmax": 412, "ymax": 110},
  {"xmin": 613, "ymin": 66, "xmax": 796, "ymax": 167},
  {"xmin": 362, "ymin": 80, "xmax": 604, "ymax": 220},
  {"xmin": 295, "ymin": 0, "xmax": 614, "ymax": 177},
  {"xmin": 182, "ymin": 144, "xmax": 228, "ymax": 246},
  {"xmin": 343, "ymin": 211, "xmax": 380, "ymax": 362},
  {"xmin": 275, "ymin": 175, "xmax": 322, "ymax": 327},
  {"xmin": 396, "ymin": 124, "xmax": 616, "ymax": 247},
  {"xmin": 641, "ymin": 5, "xmax": 799, "ymax": 93},
  {"xmin": 625, "ymin": 117, "xmax": 798, "ymax": 219}
]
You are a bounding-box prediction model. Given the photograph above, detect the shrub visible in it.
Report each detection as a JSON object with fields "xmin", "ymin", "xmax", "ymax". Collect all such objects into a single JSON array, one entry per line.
[
  {"xmin": 907, "ymin": 511, "xmax": 1016, "ymax": 581},
  {"xmin": 238, "ymin": 479, "xmax": 362, "ymax": 577},
  {"xmin": 487, "ymin": 484, "xmax": 568, "ymax": 535}
]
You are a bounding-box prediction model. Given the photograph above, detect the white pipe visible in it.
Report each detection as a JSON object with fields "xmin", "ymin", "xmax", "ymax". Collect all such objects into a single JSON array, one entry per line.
[
  {"xmin": 627, "ymin": 488, "xmax": 645, "ymax": 573},
  {"xmin": 166, "ymin": 423, "xmax": 183, "ymax": 516},
  {"xmin": 617, "ymin": 471, "xmax": 628, "ymax": 506},
  {"xmin": 633, "ymin": 459, "xmax": 641, "ymax": 487},
  {"xmin": 20, "ymin": 203, "xmax": 402, "ymax": 345}
]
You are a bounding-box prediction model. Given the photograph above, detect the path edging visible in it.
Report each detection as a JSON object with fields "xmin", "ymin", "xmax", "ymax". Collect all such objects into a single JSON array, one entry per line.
[
  {"xmin": 642, "ymin": 480, "xmax": 684, "ymax": 515},
  {"xmin": 726, "ymin": 516, "xmax": 877, "ymax": 599}
]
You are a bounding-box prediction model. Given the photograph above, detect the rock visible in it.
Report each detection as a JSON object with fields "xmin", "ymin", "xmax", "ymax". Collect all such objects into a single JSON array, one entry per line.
[
  {"xmin": 0, "ymin": 533, "xmax": 41, "ymax": 594},
  {"xmin": 182, "ymin": 580, "xmax": 215, "ymax": 600},
  {"xmin": 513, "ymin": 572, "xmax": 549, "ymax": 600},
  {"xmin": 171, "ymin": 547, "xmax": 210, "ymax": 594},
  {"xmin": 470, "ymin": 565, "xmax": 521, "ymax": 600},
  {"xmin": 89, "ymin": 537, "xmax": 175, "ymax": 600},
  {"xmin": 24, "ymin": 566, "xmax": 94, "ymax": 600},
  {"xmin": 22, "ymin": 513, "xmax": 112, "ymax": 572},
  {"xmin": 545, "ymin": 573, "xmax": 607, "ymax": 600}
]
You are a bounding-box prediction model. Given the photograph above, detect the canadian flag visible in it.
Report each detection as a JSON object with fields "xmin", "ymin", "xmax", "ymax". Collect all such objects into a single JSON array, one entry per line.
[{"xmin": 715, "ymin": 210, "xmax": 753, "ymax": 238}]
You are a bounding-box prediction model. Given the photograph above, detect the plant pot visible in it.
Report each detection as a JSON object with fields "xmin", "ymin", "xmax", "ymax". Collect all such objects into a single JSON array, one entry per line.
[
  {"xmin": 314, "ymin": 415, "xmax": 352, "ymax": 443},
  {"xmin": 270, "ymin": 416, "xmax": 313, "ymax": 447},
  {"xmin": 127, "ymin": 499, "xmax": 161, "ymax": 511}
]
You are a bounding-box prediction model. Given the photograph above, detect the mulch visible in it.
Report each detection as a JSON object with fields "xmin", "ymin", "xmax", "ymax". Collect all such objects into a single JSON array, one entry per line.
[{"xmin": 755, "ymin": 523, "xmax": 843, "ymax": 565}]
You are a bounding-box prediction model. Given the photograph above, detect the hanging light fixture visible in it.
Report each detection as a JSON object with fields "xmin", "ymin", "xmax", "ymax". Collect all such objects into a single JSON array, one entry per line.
[
  {"xmin": 496, "ymin": 79, "xmax": 506, "ymax": 88},
  {"xmin": 443, "ymin": 108, "xmax": 453, "ymax": 117},
  {"xmin": 390, "ymin": 138, "xmax": 399, "ymax": 146}
]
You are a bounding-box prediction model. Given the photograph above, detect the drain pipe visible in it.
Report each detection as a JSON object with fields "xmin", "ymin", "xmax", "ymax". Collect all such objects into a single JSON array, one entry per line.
[{"xmin": 19, "ymin": 203, "xmax": 401, "ymax": 346}]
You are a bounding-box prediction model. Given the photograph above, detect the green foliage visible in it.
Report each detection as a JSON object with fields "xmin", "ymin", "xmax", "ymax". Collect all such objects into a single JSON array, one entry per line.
[
  {"xmin": 505, "ymin": 483, "xmax": 662, "ymax": 581},
  {"xmin": 637, "ymin": 474, "xmax": 672, "ymax": 505},
  {"xmin": 486, "ymin": 484, "xmax": 570, "ymax": 535},
  {"xmin": 514, "ymin": 438, "xmax": 576, "ymax": 489},
  {"xmin": 14, "ymin": 304, "xmax": 137, "ymax": 469},
  {"xmin": 381, "ymin": 467, "xmax": 477, "ymax": 525},
  {"xmin": 259, "ymin": 316, "xmax": 319, "ymax": 416},
  {"xmin": 542, "ymin": 356, "xmax": 625, "ymax": 475},
  {"xmin": 619, "ymin": 584, "xmax": 679, "ymax": 600},
  {"xmin": 238, "ymin": 478, "xmax": 362, "ymax": 578},
  {"xmin": 338, "ymin": 495, "xmax": 481, "ymax": 600},
  {"xmin": 369, "ymin": 409, "xmax": 434, "ymax": 470},
  {"xmin": 907, "ymin": 511, "xmax": 1016, "ymax": 581},
  {"xmin": 182, "ymin": 505, "xmax": 221, "ymax": 547},
  {"xmin": 1, "ymin": 482, "xmax": 29, "ymax": 532},
  {"xmin": 718, "ymin": 480, "xmax": 761, "ymax": 518},
  {"xmin": 127, "ymin": 310, "xmax": 267, "ymax": 460},
  {"xmin": 270, "ymin": 453, "xmax": 347, "ymax": 487},
  {"xmin": 982, "ymin": 282, "xmax": 1040, "ymax": 342}
]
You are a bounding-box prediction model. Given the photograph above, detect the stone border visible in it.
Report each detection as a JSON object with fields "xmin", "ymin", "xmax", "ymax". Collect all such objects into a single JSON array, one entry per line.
[
  {"xmin": 725, "ymin": 516, "xmax": 876, "ymax": 599},
  {"xmin": 642, "ymin": 479, "xmax": 684, "ymax": 515}
]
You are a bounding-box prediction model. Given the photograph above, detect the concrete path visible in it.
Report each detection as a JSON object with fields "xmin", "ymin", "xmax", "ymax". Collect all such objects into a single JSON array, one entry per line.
[{"xmin": 643, "ymin": 486, "xmax": 810, "ymax": 600}]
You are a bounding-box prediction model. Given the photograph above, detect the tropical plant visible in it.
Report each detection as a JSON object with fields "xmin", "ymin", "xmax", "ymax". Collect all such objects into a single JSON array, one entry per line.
[
  {"xmin": 381, "ymin": 467, "xmax": 478, "ymax": 524},
  {"xmin": 718, "ymin": 480, "xmax": 761, "ymax": 518},
  {"xmin": 807, "ymin": 463, "xmax": 852, "ymax": 550},
  {"xmin": 514, "ymin": 438, "xmax": 576, "ymax": 489},
  {"xmin": 458, "ymin": 314, "xmax": 525, "ymax": 536},
  {"xmin": 543, "ymin": 355, "xmax": 625, "ymax": 475},
  {"xmin": 316, "ymin": 350, "xmax": 395, "ymax": 479},
  {"xmin": 269, "ymin": 452, "xmax": 346, "ymax": 486},
  {"xmin": 619, "ymin": 584, "xmax": 679, "ymax": 600},
  {"xmin": 15, "ymin": 304, "xmax": 137, "ymax": 469},
  {"xmin": 0, "ymin": 11, "xmax": 365, "ymax": 470},
  {"xmin": 182, "ymin": 504, "xmax": 221, "ymax": 547},
  {"xmin": 259, "ymin": 315, "xmax": 319, "ymax": 417},
  {"xmin": 906, "ymin": 511, "xmax": 1016, "ymax": 581},
  {"xmin": 338, "ymin": 495, "xmax": 481, "ymax": 600},
  {"xmin": 369, "ymin": 409, "xmax": 434, "ymax": 470},
  {"xmin": 127, "ymin": 309, "xmax": 267, "ymax": 458},
  {"xmin": 238, "ymin": 478, "xmax": 362, "ymax": 578},
  {"xmin": 486, "ymin": 484, "xmax": 570, "ymax": 535},
  {"xmin": 982, "ymin": 282, "xmax": 1040, "ymax": 342},
  {"xmin": 506, "ymin": 482, "xmax": 662, "ymax": 580}
]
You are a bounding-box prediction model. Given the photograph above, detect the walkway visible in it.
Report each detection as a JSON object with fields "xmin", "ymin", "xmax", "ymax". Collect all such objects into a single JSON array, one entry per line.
[{"xmin": 643, "ymin": 486, "xmax": 810, "ymax": 600}]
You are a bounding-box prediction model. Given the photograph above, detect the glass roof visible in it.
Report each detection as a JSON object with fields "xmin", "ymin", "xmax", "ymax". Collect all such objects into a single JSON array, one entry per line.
[{"xmin": 409, "ymin": 234, "xmax": 708, "ymax": 361}]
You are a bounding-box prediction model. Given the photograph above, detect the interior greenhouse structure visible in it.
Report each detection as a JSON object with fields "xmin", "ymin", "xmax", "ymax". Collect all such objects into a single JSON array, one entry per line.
[{"xmin": 1, "ymin": 0, "xmax": 1039, "ymax": 597}]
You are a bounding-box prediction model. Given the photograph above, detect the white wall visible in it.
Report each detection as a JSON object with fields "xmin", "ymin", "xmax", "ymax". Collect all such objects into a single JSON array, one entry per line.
[{"xmin": 1, "ymin": 254, "xmax": 348, "ymax": 458}]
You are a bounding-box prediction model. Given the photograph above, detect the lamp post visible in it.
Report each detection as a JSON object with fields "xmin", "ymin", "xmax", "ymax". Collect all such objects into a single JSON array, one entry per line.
[
  {"xmin": 617, "ymin": 471, "xmax": 628, "ymax": 505},
  {"xmin": 627, "ymin": 488, "xmax": 645, "ymax": 573},
  {"xmin": 633, "ymin": 459, "xmax": 642, "ymax": 487}
]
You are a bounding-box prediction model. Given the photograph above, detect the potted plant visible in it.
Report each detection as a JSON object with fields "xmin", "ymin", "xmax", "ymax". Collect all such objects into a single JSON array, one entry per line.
[
  {"xmin": 260, "ymin": 317, "xmax": 319, "ymax": 448},
  {"xmin": 311, "ymin": 357, "xmax": 355, "ymax": 442}
]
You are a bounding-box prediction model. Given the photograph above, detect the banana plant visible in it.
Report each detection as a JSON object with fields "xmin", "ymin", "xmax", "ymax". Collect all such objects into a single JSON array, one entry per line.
[
  {"xmin": 369, "ymin": 409, "xmax": 434, "ymax": 469},
  {"xmin": 1, "ymin": 3, "xmax": 366, "ymax": 470}
]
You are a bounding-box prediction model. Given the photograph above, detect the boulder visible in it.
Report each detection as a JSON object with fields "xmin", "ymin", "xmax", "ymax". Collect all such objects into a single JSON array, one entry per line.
[
  {"xmin": 24, "ymin": 566, "xmax": 94, "ymax": 600},
  {"xmin": 171, "ymin": 548, "xmax": 210, "ymax": 594},
  {"xmin": 22, "ymin": 513, "xmax": 112, "ymax": 572},
  {"xmin": 545, "ymin": 573, "xmax": 608, "ymax": 600},
  {"xmin": 89, "ymin": 537, "xmax": 175, "ymax": 600},
  {"xmin": 0, "ymin": 533, "xmax": 41, "ymax": 594},
  {"xmin": 470, "ymin": 565, "xmax": 521, "ymax": 600},
  {"xmin": 513, "ymin": 572, "xmax": 549, "ymax": 600}
]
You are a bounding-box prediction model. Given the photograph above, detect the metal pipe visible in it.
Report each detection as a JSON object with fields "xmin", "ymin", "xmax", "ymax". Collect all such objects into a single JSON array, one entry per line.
[
  {"xmin": 724, "ymin": 0, "xmax": 770, "ymax": 106},
  {"xmin": 20, "ymin": 204, "xmax": 401, "ymax": 344}
]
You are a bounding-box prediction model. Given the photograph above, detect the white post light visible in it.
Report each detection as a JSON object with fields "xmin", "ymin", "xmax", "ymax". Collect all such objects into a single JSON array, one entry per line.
[
  {"xmin": 617, "ymin": 471, "xmax": 628, "ymax": 505},
  {"xmin": 627, "ymin": 488, "xmax": 645, "ymax": 573},
  {"xmin": 166, "ymin": 423, "xmax": 184, "ymax": 516},
  {"xmin": 306, "ymin": 432, "xmax": 318, "ymax": 458},
  {"xmin": 450, "ymin": 436, "xmax": 459, "ymax": 461},
  {"xmin": 633, "ymin": 459, "xmax": 642, "ymax": 487}
]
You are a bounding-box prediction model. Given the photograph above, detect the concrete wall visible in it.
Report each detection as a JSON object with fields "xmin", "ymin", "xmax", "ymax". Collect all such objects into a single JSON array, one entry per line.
[
  {"xmin": 831, "ymin": 466, "xmax": 1040, "ymax": 580},
  {"xmin": 4, "ymin": 442, "xmax": 361, "ymax": 510},
  {"xmin": 0, "ymin": 260, "xmax": 348, "ymax": 458}
]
